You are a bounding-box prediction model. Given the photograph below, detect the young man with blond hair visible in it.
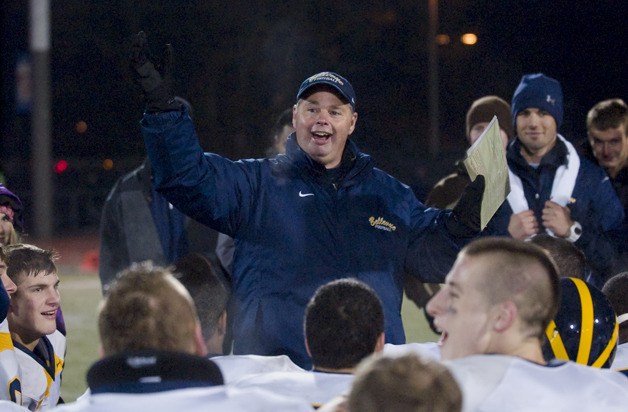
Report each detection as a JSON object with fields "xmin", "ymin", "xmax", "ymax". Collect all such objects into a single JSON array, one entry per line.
[{"xmin": 427, "ymin": 237, "xmax": 628, "ymax": 411}]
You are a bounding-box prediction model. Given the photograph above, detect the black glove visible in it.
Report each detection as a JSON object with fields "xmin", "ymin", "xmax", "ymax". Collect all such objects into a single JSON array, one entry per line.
[
  {"xmin": 444, "ymin": 175, "xmax": 485, "ymax": 238},
  {"xmin": 129, "ymin": 31, "xmax": 180, "ymax": 112}
]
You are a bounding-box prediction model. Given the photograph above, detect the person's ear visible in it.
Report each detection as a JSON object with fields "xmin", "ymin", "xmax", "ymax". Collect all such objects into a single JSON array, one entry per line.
[
  {"xmin": 374, "ymin": 332, "xmax": 385, "ymax": 353},
  {"xmin": 305, "ymin": 337, "xmax": 311, "ymax": 358},
  {"xmin": 217, "ymin": 310, "xmax": 227, "ymax": 336},
  {"xmin": 493, "ymin": 301, "xmax": 517, "ymax": 333},
  {"xmin": 292, "ymin": 104, "xmax": 298, "ymax": 129},
  {"xmin": 194, "ymin": 322, "xmax": 208, "ymax": 356},
  {"xmin": 348, "ymin": 111, "xmax": 358, "ymax": 135}
]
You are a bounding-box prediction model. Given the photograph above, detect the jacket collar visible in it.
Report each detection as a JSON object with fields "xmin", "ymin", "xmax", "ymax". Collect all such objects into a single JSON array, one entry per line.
[
  {"xmin": 282, "ymin": 133, "xmax": 372, "ymax": 186},
  {"xmin": 88, "ymin": 350, "xmax": 224, "ymax": 394},
  {"xmin": 508, "ymin": 136, "xmax": 568, "ymax": 172}
]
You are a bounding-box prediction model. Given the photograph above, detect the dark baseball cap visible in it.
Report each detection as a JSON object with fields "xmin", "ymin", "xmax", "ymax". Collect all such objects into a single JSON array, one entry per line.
[{"xmin": 296, "ymin": 72, "xmax": 356, "ymax": 111}]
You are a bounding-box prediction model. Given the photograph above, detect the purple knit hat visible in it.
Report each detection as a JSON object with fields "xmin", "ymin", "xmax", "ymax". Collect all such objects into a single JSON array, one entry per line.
[{"xmin": 0, "ymin": 184, "xmax": 24, "ymax": 231}]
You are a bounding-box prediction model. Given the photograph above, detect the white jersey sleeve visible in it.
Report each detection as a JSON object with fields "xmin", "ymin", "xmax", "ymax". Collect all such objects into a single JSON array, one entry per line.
[
  {"xmin": 211, "ymin": 354, "xmax": 305, "ymax": 384},
  {"xmin": 0, "ymin": 298, "xmax": 21, "ymax": 404},
  {"xmin": 447, "ymin": 354, "xmax": 628, "ymax": 412},
  {"xmin": 232, "ymin": 370, "xmax": 353, "ymax": 408},
  {"xmin": 47, "ymin": 385, "xmax": 314, "ymax": 412},
  {"xmin": 382, "ymin": 342, "xmax": 441, "ymax": 360},
  {"xmin": 0, "ymin": 400, "xmax": 31, "ymax": 411},
  {"xmin": 15, "ymin": 330, "xmax": 66, "ymax": 411},
  {"xmin": 611, "ymin": 343, "xmax": 628, "ymax": 372}
]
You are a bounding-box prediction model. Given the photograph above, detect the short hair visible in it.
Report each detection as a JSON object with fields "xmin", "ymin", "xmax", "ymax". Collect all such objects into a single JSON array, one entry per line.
[
  {"xmin": 172, "ymin": 253, "xmax": 229, "ymax": 342},
  {"xmin": 271, "ymin": 108, "xmax": 293, "ymax": 140},
  {"xmin": 304, "ymin": 278, "xmax": 384, "ymax": 370},
  {"xmin": 529, "ymin": 233, "xmax": 586, "ymax": 279},
  {"xmin": 348, "ymin": 353, "xmax": 462, "ymax": 412},
  {"xmin": 462, "ymin": 237, "xmax": 561, "ymax": 340},
  {"xmin": 3, "ymin": 244, "xmax": 58, "ymax": 285},
  {"xmin": 98, "ymin": 262, "xmax": 199, "ymax": 355},
  {"xmin": 266, "ymin": 108, "xmax": 295, "ymax": 156},
  {"xmin": 586, "ymin": 98, "xmax": 628, "ymax": 132},
  {"xmin": 602, "ymin": 271, "xmax": 628, "ymax": 321}
]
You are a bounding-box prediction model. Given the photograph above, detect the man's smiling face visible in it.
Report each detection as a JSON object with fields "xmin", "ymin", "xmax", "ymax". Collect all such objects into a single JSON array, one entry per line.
[
  {"xmin": 293, "ymin": 87, "xmax": 357, "ymax": 169},
  {"xmin": 426, "ymin": 254, "xmax": 498, "ymax": 360}
]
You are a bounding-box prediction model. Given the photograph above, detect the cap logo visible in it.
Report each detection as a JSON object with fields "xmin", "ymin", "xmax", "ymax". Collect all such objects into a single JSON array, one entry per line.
[
  {"xmin": 306, "ymin": 72, "xmax": 345, "ymax": 86},
  {"xmin": 546, "ymin": 95, "xmax": 556, "ymax": 105}
]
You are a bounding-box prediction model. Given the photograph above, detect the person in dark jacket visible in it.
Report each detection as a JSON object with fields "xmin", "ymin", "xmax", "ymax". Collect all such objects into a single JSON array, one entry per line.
[
  {"xmin": 583, "ymin": 98, "xmax": 628, "ymax": 278},
  {"xmin": 406, "ymin": 96, "xmax": 514, "ymax": 314},
  {"xmin": 426, "ymin": 95, "xmax": 513, "ymax": 209},
  {"xmin": 484, "ymin": 73, "xmax": 624, "ymax": 286},
  {"xmin": 99, "ymin": 157, "xmax": 224, "ymax": 295},
  {"xmin": 129, "ymin": 32, "xmax": 485, "ymax": 368}
]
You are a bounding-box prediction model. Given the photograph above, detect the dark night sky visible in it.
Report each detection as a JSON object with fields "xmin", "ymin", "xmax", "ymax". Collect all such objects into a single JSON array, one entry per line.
[{"xmin": 0, "ymin": 1, "xmax": 626, "ymax": 229}]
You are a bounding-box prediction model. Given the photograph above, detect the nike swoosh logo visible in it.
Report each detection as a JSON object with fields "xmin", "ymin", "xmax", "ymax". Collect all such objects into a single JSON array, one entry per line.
[{"xmin": 299, "ymin": 191, "xmax": 315, "ymax": 197}]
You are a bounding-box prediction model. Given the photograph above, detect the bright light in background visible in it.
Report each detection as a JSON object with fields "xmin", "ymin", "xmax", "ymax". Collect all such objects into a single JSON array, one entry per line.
[
  {"xmin": 461, "ymin": 33, "xmax": 478, "ymax": 45},
  {"xmin": 54, "ymin": 159, "xmax": 68, "ymax": 174},
  {"xmin": 436, "ymin": 34, "xmax": 451, "ymax": 46},
  {"xmin": 102, "ymin": 158, "xmax": 114, "ymax": 170}
]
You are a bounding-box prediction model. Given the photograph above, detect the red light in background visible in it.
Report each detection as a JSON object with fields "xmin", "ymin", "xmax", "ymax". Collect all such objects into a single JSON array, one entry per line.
[{"xmin": 54, "ymin": 159, "xmax": 69, "ymax": 174}]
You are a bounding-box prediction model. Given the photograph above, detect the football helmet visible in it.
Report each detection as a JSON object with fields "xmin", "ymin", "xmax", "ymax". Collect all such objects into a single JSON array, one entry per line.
[{"xmin": 543, "ymin": 277, "xmax": 618, "ymax": 368}]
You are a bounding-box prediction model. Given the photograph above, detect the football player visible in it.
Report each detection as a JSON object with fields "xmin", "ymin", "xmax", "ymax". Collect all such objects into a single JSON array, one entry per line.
[
  {"xmin": 602, "ymin": 271, "xmax": 628, "ymax": 372},
  {"xmin": 543, "ymin": 277, "xmax": 618, "ymax": 368},
  {"xmin": 0, "ymin": 247, "xmax": 21, "ymax": 404},
  {"xmin": 427, "ymin": 237, "xmax": 628, "ymax": 411},
  {"xmin": 4, "ymin": 244, "xmax": 65, "ymax": 410}
]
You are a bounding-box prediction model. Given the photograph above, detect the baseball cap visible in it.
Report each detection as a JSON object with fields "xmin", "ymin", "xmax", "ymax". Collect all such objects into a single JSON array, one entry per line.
[{"xmin": 296, "ymin": 72, "xmax": 356, "ymax": 111}]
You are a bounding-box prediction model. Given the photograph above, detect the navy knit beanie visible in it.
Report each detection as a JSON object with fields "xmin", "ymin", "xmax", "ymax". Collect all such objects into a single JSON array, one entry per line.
[{"xmin": 511, "ymin": 73, "xmax": 563, "ymax": 130}]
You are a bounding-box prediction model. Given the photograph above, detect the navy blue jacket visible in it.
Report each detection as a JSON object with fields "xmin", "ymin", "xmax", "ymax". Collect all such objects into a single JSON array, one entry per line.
[
  {"xmin": 142, "ymin": 109, "xmax": 467, "ymax": 368},
  {"xmin": 485, "ymin": 138, "xmax": 624, "ymax": 283}
]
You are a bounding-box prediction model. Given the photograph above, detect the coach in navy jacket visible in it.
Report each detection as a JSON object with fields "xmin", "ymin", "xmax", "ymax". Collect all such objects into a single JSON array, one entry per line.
[{"xmin": 130, "ymin": 32, "xmax": 485, "ymax": 368}]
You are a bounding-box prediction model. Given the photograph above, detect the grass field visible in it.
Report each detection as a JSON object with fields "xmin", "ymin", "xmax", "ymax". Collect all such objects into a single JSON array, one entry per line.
[
  {"xmin": 58, "ymin": 268, "xmax": 102, "ymax": 402},
  {"xmin": 58, "ymin": 267, "xmax": 439, "ymax": 402}
]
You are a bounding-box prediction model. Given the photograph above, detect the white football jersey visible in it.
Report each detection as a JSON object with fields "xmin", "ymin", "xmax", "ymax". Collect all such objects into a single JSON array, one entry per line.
[
  {"xmin": 447, "ymin": 354, "xmax": 628, "ymax": 412},
  {"xmin": 211, "ymin": 354, "xmax": 305, "ymax": 384},
  {"xmin": 15, "ymin": 330, "xmax": 65, "ymax": 411},
  {"xmin": 0, "ymin": 316, "xmax": 21, "ymax": 404},
  {"xmin": 611, "ymin": 342, "xmax": 628, "ymax": 372},
  {"xmin": 0, "ymin": 400, "xmax": 30, "ymax": 411},
  {"xmin": 383, "ymin": 341, "xmax": 441, "ymax": 360},
  {"xmin": 232, "ymin": 370, "xmax": 353, "ymax": 409},
  {"xmin": 47, "ymin": 385, "xmax": 313, "ymax": 412}
]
